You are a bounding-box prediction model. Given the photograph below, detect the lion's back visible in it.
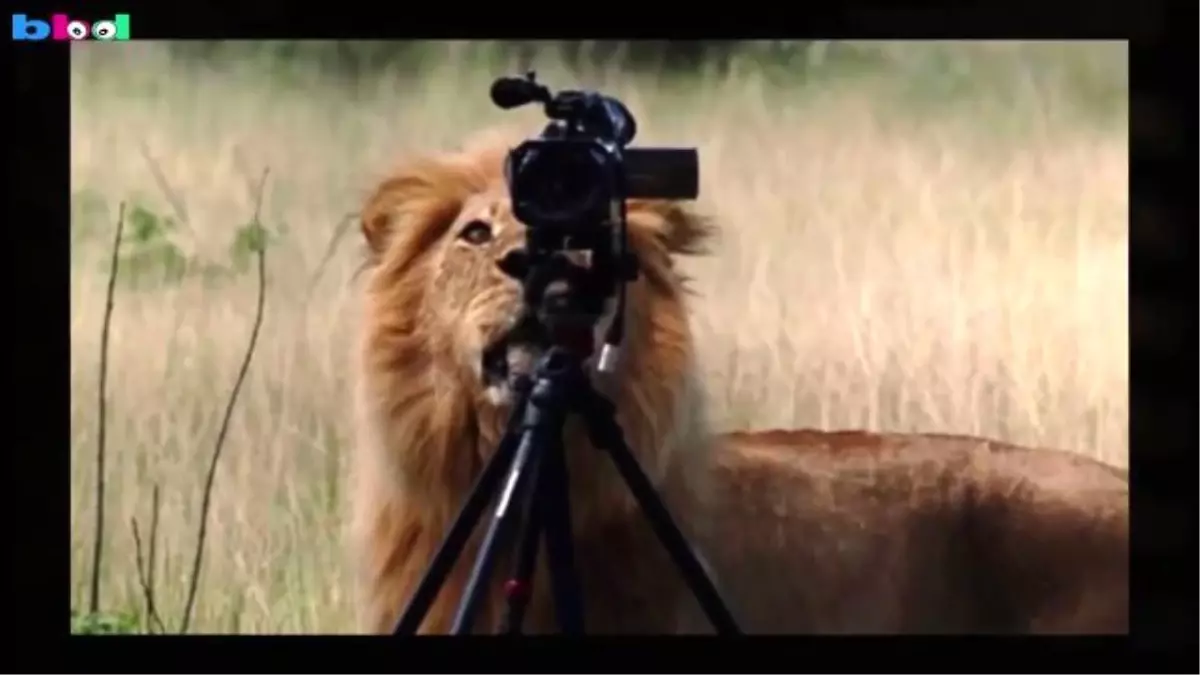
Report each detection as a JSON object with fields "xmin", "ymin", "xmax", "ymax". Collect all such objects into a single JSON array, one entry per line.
[{"xmin": 678, "ymin": 428, "xmax": 1127, "ymax": 633}]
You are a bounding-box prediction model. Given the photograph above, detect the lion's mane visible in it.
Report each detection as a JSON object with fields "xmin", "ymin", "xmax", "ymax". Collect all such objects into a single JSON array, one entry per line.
[{"xmin": 350, "ymin": 129, "xmax": 715, "ymax": 633}]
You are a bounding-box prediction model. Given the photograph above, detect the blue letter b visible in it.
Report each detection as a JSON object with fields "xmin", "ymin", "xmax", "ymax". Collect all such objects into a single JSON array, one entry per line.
[{"xmin": 12, "ymin": 14, "xmax": 50, "ymax": 40}]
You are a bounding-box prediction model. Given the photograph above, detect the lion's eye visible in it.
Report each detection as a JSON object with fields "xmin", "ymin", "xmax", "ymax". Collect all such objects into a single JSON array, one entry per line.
[{"xmin": 458, "ymin": 220, "xmax": 493, "ymax": 246}]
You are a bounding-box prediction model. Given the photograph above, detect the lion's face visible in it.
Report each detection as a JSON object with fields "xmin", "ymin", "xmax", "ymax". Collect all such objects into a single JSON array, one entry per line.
[
  {"xmin": 352, "ymin": 129, "xmax": 720, "ymax": 634},
  {"xmin": 355, "ymin": 129, "xmax": 713, "ymax": 507},
  {"xmin": 421, "ymin": 187, "xmax": 619, "ymax": 406},
  {"xmin": 425, "ymin": 188, "xmax": 525, "ymax": 399}
]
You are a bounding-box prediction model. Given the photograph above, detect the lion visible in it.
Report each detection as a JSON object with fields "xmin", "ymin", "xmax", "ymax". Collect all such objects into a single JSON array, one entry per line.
[{"xmin": 349, "ymin": 129, "xmax": 1128, "ymax": 635}]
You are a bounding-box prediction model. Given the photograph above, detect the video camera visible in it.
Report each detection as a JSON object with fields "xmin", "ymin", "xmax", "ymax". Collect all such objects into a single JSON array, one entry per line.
[
  {"xmin": 389, "ymin": 74, "xmax": 738, "ymax": 636},
  {"xmin": 490, "ymin": 71, "xmax": 699, "ymax": 244}
]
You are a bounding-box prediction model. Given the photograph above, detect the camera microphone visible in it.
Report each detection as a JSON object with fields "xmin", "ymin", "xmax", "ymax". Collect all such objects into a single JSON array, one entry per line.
[{"xmin": 490, "ymin": 76, "xmax": 547, "ymax": 110}]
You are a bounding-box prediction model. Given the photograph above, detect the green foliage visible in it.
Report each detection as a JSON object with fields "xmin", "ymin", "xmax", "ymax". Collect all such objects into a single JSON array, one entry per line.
[
  {"xmin": 167, "ymin": 41, "xmax": 432, "ymax": 81},
  {"xmin": 163, "ymin": 40, "xmax": 747, "ymax": 82},
  {"xmin": 227, "ymin": 220, "xmax": 273, "ymax": 274},
  {"xmin": 94, "ymin": 202, "xmax": 279, "ymax": 288},
  {"xmin": 155, "ymin": 40, "xmax": 1124, "ymax": 122},
  {"xmin": 119, "ymin": 204, "xmax": 191, "ymax": 285},
  {"xmin": 71, "ymin": 609, "xmax": 140, "ymax": 635},
  {"xmin": 853, "ymin": 41, "xmax": 1127, "ymax": 123}
]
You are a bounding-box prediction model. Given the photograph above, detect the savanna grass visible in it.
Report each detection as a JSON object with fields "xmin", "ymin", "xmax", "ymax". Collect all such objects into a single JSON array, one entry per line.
[{"xmin": 70, "ymin": 41, "xmax": 1128, "ymax": 633}]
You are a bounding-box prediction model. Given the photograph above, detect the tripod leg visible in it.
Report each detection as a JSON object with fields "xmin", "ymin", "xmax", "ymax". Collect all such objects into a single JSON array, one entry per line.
[
  {"xmin": 392, "ymin": 398, "xmax": 527, "ymax": 635},
  {"xmin": 538, "ymin": 433, "xmax": 586, "ymax": 634},
  {"xmin": 450, "ymin": 423, "xmax": 547, "ymax": 634},
  {"xmin": 580, "ymin": 388, "xmax": 742, "ymax": 635},
  {"xmin": 499, "ymin": 470, "xmax": 544, "ymax": 635}
]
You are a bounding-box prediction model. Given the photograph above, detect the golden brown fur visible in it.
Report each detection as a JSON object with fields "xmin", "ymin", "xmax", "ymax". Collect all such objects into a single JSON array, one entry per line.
[
  {"xmin": 351, "ymin": 128, "xmax": 714, "ymax": 634},
  {"xmin": 350, "ymin": 129, "xmax": 1127, "ymax": 634},
  {"xmin": 695, "ymin": 430, "xmax": 1127, "ymax": 633}
]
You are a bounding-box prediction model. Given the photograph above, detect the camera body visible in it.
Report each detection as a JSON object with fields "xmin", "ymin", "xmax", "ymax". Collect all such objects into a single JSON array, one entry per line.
[
  {"xmin": 492, "ymin": 73, "xmax": 699, "ymax": 246},
  {"xmin": 507, "ymin": 138, "xmax": 700, "ymax": 236}
]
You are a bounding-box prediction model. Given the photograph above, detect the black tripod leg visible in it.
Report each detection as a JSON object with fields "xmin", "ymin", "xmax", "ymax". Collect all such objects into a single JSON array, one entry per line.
[
  {"xmin": 538, "ymin": 433, "xmax": 586, "ymax": 634},
  {"xmin": 450, "ymin": 423, "xmax": 546, "ymax": 634},
  {"xmin": 580, "ymin": 388, "xmax": 742, "ymax": 635},
  {"xmin": 499, "ymin": 453, "xmax": 545, "ymax": 635},
  {"xmin": 392, "ymin": 399, "xmax": 527, "ymax": 635}
]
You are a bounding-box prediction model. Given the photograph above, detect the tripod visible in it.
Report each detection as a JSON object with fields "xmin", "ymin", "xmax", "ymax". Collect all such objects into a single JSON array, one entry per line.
[{"xmin": 391, "ymin": 344, "xmax": 742, "ymax": 635}]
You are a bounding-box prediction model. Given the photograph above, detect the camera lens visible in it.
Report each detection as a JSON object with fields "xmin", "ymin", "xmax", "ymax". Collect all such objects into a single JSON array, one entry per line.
[{"xmin": 515, "ymin": 144, "xmax": 608, "ymax": 226}]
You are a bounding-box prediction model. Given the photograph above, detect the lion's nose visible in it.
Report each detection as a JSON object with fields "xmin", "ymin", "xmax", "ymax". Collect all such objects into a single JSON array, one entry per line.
[{"xmin": 496, "ymin": 248, "xmax": 528, "ymax": 281}]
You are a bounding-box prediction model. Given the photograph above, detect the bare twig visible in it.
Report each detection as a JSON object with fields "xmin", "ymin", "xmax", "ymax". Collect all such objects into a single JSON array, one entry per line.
[
  {"xmin": 137, "ymin": 142, "xmax": 193, "ymax": 232},
  {"xmin": 179, "ymin": 168, "xmax": 271, "ymax": 635},
  {"xmin": 89, "ymin": 202, "xmax": 125, "ymax": 615},
  {"xmin": 306, "ymin": 211, "xmax": 358, "ymax": 299},
  {"xmin": 147, "ymin": 484, "xmax": 160, "ymax": 615},
  {"xmin": 130, "ymin": 485, "xmax": 165, "ymax": 634},
  {"xmin": 230, "ymin": 143, "xmax": 265, "ymax": 201}
]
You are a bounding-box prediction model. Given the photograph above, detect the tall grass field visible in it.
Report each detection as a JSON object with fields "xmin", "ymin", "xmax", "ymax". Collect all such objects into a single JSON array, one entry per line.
[{"xmin": 69, "ymin": 41, "xmax": 1128, "ymax": 634}]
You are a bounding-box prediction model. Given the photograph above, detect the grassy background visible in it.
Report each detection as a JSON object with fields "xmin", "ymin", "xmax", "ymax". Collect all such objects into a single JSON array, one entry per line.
[{"xmin": 69, "ymin": 40, "xmax": 1128, "ymax": 634}]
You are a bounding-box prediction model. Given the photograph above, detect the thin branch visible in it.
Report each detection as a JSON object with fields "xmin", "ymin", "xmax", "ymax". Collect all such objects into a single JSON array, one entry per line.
[
  {"xmin": 230, "ymin": 143, "xmax": 265, "ymax": 202},
  {"xmin": 130, "ymin": 484, "xmax": 165, "ymax": 634},
  {"xmin": 137, "ymin": 141, "xmax": 193, "ymax": 232},
  {"xmin": 147, "ymin": 483, "xmax": 160, "ymax": 618},
  {"xmin": 179, "ymin": 168, "xmax": 271, "ymax": 634},
  {"xmin": 306, "ymin": 211, "xmax": 357, "ymax": 299},
  {"xmin": 89, "ymin": 202, "xmax": 125, "ymax": 615}
]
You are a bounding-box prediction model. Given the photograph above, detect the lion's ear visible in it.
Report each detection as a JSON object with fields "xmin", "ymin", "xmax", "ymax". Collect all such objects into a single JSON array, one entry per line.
[
  {"xmin": 627, "ymin": 199, "xmax": 714, "ymax": 256},
  {"xmin": 360, "ymin": 192, "xmax": 394, "ymax": 256},
  {"xmin": 361, "ymin": 173, "xmax": 420, "ymax": 256},
  {"xmin": 360, "ymin": 160, "xmax": 466, "ymax": 257}
]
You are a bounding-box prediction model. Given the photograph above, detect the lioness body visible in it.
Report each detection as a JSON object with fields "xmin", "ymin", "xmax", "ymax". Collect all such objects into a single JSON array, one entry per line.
[
  {"xmin": 350, "ymin": 129, "xmax": 1128, "ymax": 635},
  {"xmin": 678, "ymin": 429, "xmax": 1128, "ymax": 633}
]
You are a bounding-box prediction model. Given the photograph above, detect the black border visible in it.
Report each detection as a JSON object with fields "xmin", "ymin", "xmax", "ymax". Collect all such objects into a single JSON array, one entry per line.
[
  {"xmin": 12, "ymin": 23, "xmax": 73, "ymax": 650},
  {"xmin": 5, "ymin": 3, "xmax": 1159, "ymax": 39},
  {"xmin": 1126, "ymin": 6, "xmax": 1198, "ymax": 655},
  {"xmin": 53, "ymin": 635, "xmax": 1181, "ymax": 672},
  {"xmin": 13, "ymin": 0, "xmax": 1195, "ymax": 671}
]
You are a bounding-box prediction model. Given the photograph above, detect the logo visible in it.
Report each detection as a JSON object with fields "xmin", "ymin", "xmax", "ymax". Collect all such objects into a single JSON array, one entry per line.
[{"xmin": 11, "ymin": 13, "xmax": 131, "ymax": 41}]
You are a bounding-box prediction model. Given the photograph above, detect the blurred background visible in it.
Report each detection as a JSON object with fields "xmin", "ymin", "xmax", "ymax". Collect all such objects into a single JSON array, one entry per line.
[{"xmin": 69, "ymin": 40, "xmax": 1128, "ymax": 633}]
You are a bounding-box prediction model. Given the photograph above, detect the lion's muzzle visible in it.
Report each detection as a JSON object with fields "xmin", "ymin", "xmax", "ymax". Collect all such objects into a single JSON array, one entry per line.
[
  {"xmin": 480, "ymin": 296, "xmax": 606, "ymax": 406},
  {"xmin": 481, "ymin": 312, "xmax": 545, "ymax": 398}
]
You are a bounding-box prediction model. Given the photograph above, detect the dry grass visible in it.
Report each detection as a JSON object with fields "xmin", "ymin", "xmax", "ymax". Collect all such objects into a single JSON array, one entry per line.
[{"xmin": 69, "ymin": 41, "xmax": 1128, "ymax": 633}]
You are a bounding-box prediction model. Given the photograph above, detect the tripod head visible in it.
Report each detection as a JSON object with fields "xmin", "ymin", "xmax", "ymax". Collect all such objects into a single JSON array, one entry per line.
[{"xmin": 489, "ymin": 71, "xmax": 701, "ymax": 372}]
